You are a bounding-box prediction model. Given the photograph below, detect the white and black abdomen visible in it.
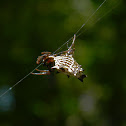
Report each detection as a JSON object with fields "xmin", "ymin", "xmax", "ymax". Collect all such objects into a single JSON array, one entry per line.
[{"xmin": 49, "ymin": 55, "xmax": 87, "ymax": 82}]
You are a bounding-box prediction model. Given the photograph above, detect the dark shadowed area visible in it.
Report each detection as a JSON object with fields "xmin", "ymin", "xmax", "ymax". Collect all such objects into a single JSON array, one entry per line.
[{"xmin": 0, "ymin": 0, "xmax": 126, "ymax": 126}]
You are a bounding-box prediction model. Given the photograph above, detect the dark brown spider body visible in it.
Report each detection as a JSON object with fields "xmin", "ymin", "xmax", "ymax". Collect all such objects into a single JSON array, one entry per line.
[{"xmin": 32, "ymin": 35, "xmax": 87, "ymax": 82}]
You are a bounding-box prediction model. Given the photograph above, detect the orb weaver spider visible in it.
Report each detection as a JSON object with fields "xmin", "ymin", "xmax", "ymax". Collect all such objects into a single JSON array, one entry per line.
[{"xmin": 31, "ymin": 34, "xmax": 87, "ymax": 82}]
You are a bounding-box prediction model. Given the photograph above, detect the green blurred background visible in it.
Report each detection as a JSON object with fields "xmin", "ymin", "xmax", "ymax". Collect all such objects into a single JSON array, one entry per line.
[{"xmin": 0, "ymin": 0, "xmax": 126, "ymax": 126}]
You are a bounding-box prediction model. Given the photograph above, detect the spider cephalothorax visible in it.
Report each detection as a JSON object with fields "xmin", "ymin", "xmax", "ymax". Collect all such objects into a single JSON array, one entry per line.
[{"xmin": 32, "ymin": 34, "xmax": 87, "ymax": 82}]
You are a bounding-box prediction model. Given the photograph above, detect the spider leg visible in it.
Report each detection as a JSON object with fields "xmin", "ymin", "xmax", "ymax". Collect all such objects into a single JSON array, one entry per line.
[
  {"xmin": 31, "ymin": 70, "xmax": 50, "ymax": 75},
  {"xmin": 37, "ymin": 52, "xmax": 52, "ymax": 64},
  {"xmin": 35, "ymin": 69, "xmax": 46, "ymax": 72},
  {"xmin": 71, "ymin": 34, "xmax": 76, "ymax": 48},
  {"xmin": 41, "ymin": 52, "xmax": 51, "ymax": 54},
  {"xmin": 36, "ymin": 55, "xmax": 44, "ymax": 64},
  {"xmin": 60, "ymin": 51, "xmax": 68, "ymax": 55},
  {"xmin": 67, "ymin": 34, "xmax": 76, "ymax": 55}
]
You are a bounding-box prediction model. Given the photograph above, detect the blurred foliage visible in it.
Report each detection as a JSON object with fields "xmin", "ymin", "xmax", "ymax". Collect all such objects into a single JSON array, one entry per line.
[{"xmin": 0, "ymin": 0, "xmax": 126, "ymax": 126}]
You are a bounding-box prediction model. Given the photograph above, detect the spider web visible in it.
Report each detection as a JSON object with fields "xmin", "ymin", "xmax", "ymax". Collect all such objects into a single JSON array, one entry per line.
[{"xmin": 0, "ymin": 0, "xmax": 119, "ymax": 98}]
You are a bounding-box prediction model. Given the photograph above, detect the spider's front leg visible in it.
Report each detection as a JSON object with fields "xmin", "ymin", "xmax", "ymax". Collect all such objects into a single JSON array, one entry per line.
[
  {"xmin": 36, "ymin": 52, "xmax": 52, "ymax": 64},
  {"xmin": 31, "ymin": 70, "xmax": 50, "ymax": 75},
  {"xmin": 41, "ymin": 52, "xmax": 51, "ymax": 55}
]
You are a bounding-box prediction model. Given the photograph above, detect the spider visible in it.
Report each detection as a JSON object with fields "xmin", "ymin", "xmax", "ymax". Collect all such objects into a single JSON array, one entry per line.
[{"xmin": 31, "ymin": 34, "xmax": 87, "ymax": 82}]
